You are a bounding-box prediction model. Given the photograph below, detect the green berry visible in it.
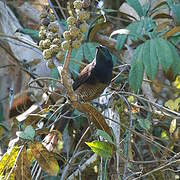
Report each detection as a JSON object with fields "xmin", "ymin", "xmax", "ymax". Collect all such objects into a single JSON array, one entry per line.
[
  {"xmin": 77, "ymin": 32, "xmax": 84, "ymax": 42},
  {"xmin": 56, "ymin": 51, "xmax": 65, "ymax": 62},
  {"xmin": 48, "ymin": 22, "xmax": 59, "ymax": 33},
  {"xmin": 39, "ymin": 40, "xmax": 44, "ymax": 50},
  {"xmin": 69, "ymin": 26, "xmax": 80, "ymax": 37},
  {"xmin": 80, "ymin": 22, "xmax": 88, "ymax": 33},
  {"xmin": 52, "ymin": 38, "xmax": 61, "ymax": 45},
  {"xmin": 67, "ymin": 16, "xmax": 76, "ymax": 26},
  {"xmin": 39, "ymin": 30, "xmax": 46, "ymax": 39},
  {"xmin": 61, "ymin": 41, "xmax": 71, "ymax": 51},
  {"xmin": 46, "ymin": 32, "xmax": 54, "ymax": 41},
  {"xmin": 73, "ymin": 0, "xmax": 83, "ymax": 9},
  {"xmin": 47, "ymin": 59, "xmax": 56, "ymax": 69},
  {"xmin": 72, "ymin": 40, "xmax": 81, "ymax": 49},
  {"xmin": 50, "ymin": 44, "xmax": 60, "ymax": 54},
  {"xmin": 49, "ymin": 13, "xmax": 56, "ymax": 22},
  {"xmin": 40, "ymin": 11, "xmax": 48, "ymax": 19},
  {"xmin": 43, "ymin": 39, "xmax": 51, "ymax": 49},
  {"xmin": 63, "ymin": 31, "xmax": 71, "ymax": 40},
  {"xmin": 43, "ymin": 49, "xmax": 52, "ymax": 60}
]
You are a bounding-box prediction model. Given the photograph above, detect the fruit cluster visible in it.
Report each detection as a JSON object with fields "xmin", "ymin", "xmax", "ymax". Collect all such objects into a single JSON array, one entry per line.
[
  {"xmin": 38, "ymin": 0, "xmax": 90, "ymax": 69},
  {"xmin": 62, "ymin": 0, "xmax": 90, "ymax": 50}
]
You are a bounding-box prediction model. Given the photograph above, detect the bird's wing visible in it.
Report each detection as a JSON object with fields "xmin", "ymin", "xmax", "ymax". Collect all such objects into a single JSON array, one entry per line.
[{"xmin": 72, "ymin": 60, "xmax": 96, "ymax": 90}]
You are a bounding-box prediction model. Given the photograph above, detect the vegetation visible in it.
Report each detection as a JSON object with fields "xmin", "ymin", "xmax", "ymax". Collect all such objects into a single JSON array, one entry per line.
[{"xmin": 0, "ymin": 0, "xmax": 180, "ymax": 179}]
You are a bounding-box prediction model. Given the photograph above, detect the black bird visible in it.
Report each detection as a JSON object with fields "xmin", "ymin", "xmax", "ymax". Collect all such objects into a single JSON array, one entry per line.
[
  {"xmin": 54, "ymin": 45, "xmax": 113, "ymax": 133},
  {"xmin": 73, "ymin": 45, "xmax": 113, "ymax": 101}
]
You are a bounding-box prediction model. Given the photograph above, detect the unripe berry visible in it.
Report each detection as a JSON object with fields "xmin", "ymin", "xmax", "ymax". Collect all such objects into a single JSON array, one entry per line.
[
  {"xmin": 39, "ymin": 30, "xmax": 46, "ymax": 39},
  {"xmin": 46, "ymin": 32, "xmax": 54, "ymax": 41},
  {"xmin": 73, "ymin": 0, "xmax": 83, "ymax": 9},
  {"xmin": 47, "ymin": 59, "xmax": 56, "ymax": 69},
  {"xmin": 72, "ymin": 40, "xmax": 81, "ymax": 49},
  {"xmin": 61, "ymin": 41, "xmax": 71, "ymax": 51},
  {"xmin": 50, "ymin": 44, "xmax": 60, "ymax": 54},
  {"xmin": 49, "ymin": 13, "xmax": 56, "ymax": 22},
  {"xmin": 56, "ymin": 51, "xmax": 65, "ymax": 62},
  {"xmin": 43, "ymin": 39, "xmax": 51, "ymax": 49},
  {"xmin": 48, "ymin": 22, "xmax": 59, "ymax": 33},
  {"xmin": 52, "ymin": 38, "xmax": 61, "ymax": 45},
  {"xmin": 43, "ymin": 49, "xmax": 52, "ymax": 60},
  {"xmin": 80, "ymin": 22, "xmax": 88, "ymax": 33},
  {"xmin": 69, "ymin": 26, "xmax": 80, "ymax": 37},
  {"xmin": 67, "ymin": 16, "xmax": 76, "ymax": 26},
  {"xmin": 63, "ymin": 31, "xmax": 71, "ymax": 40},
  {"xmin": 39, "ymin": 40, "xmax": 44, "ymax": 50}
]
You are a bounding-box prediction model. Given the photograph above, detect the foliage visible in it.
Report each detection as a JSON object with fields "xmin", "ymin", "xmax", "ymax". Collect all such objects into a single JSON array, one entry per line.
[{"xmin": 0, "ymin": 0, "xmax": 180, "ymax": 179}]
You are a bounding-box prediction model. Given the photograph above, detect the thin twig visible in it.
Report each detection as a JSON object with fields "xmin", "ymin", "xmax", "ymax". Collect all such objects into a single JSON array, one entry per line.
[{"xmin": 61, "ymin": 127, "xmax": 90, "ymax": 180}]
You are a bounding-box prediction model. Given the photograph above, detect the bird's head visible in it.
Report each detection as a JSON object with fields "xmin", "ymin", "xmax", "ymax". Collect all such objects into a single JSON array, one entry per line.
[{"xmin": 96, "ymin": 45, "xmax": 113, "ymax": 69}]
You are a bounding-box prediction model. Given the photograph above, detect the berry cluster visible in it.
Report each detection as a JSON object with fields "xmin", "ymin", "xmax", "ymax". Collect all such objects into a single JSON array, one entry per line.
[
  {"xmin": 62, "ymin": 0, "xmax": 90, "ymax": 49},
  {"xmin": 38, "ymin": 0, "xmax": 90, "ymax": 69}
]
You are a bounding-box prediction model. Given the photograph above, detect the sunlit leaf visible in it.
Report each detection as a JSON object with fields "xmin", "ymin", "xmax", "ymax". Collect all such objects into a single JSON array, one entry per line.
[
  {"xmin": 169, "ymin": 119, "xmax": 176, "ymax": 134},
  {"xmin": 0, "ymin": 146, "xmax": 20, "ymax": 179},
  {"xmin": 85, "ymin": 141, "xmax": 113, "ymax": 159},
  {"xmin": 161, "ymin": 130, "xmax": 169, "ymax": 140},
  {"xmin": 173, "ymin": 75, "xmax": 180, "ymax": 89},
  {"xmin": 165, "ymin": 99, "xmax": 175, "ymax": 110}
]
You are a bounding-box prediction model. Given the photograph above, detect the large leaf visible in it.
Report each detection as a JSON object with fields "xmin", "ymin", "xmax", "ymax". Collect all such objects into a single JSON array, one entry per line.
[
  {"xmin": 15, "ymin": 148, "xmax": 31, "ymax": 180},
  {"xmin": 172, "ymin": 4, "xmax": 180, "ymax": 25},
  {"xmin": 85, "ymin": 141, "xmax": 113, "ymax": 159},
  {"xmin": 115, "ymin": 18, "xmax": 155, "ymax": 50},
  {"xmin": 155, "ymin": 38, "xmax": 173, "ymax": 72},
  {"xmin": 0, "ymin": 146, "xmax": 20, "ymax": 179},
  {"xmin": 129, "ymin": 45, "xmax": 144, "ymax": 93},
  {"xmin": 115, "ymin": 34, "xmax": 127, "ymax": 51},
  {"xmin": 143, "ymin": 39, "xmax": 158, "ymax": 80},
  {"xmin": 168, "ymin": 42, "xmax": 180, "ymax": 77},
  {"xmin": 30, "ymin": 142, "xmax": 59, "ymax": 176},
  {"xmin": 126, "ymin": 0, "xmax": 143, "ymax": 17},
  {"xmin": 79, "ymin": 103, "xmax": 113, "ymax": 137}
]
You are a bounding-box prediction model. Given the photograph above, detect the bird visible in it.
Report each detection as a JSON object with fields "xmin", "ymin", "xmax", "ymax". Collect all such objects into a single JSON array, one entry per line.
[{"xmin": 54, "ymin": 45, "xmax": 113, "ymax": 133}]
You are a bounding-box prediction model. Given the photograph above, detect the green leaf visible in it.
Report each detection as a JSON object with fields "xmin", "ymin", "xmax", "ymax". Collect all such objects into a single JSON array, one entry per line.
[
  {"xmin": 85, "ymin": 141, "xmax": 113, "ymax": 159},
  {"xmin": 115, "ymin": 35, "xmax": 127, "ymax": 51},
  {"xmin": 137, "ymin": 118, "xmax": 151, "ymax": 131},
  {"xmin": 143, "ymin": 39, "xmax": 158, "ymax": 80},
  {"xmin": 129, "ymin": 44, "xmax": 144, "ymax": 93},
  {"xmin": 155, "ymin": 38, "xmax": 173, "ymax": 72},
  {"xmin": 16, "ymin": 125, "xmax": 35, "ymax": 140},
  {"xmin": 168, "ymin": 42, "xmax": 180, "ymax": 77},
  {"xmin": 126, "ymin": 0, "xmax": 143, "ymax": 17},
  {"xmin": 172, "ymin": 4, "xmax": 180, "ymax": 25},
  {"xmin": 96, "ymin": 129, "xmax": 114, "ymax": 144}
]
